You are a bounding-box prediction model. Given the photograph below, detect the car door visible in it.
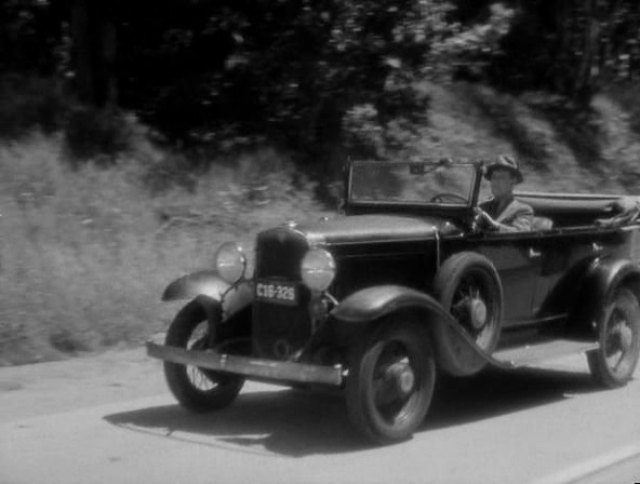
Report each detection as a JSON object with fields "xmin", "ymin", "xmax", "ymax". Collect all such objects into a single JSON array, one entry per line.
[
  {"xmin": 473, "ymin": 232, "xmax": 542, "ymax": 326},
  {"xmin": 532, "ymin": 229, "xmax": 612, "ymax": 320}
]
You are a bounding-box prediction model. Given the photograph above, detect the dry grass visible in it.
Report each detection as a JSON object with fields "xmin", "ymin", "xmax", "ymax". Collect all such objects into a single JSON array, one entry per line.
[{"xmin": 0, "ymin": 135, "xmax": 323, "ymax": 364}]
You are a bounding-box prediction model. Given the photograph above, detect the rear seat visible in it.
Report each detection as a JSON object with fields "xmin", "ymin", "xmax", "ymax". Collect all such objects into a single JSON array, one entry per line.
[{"xmin": 516, "ymin": 193, "xmax": 640, "ymax": 229}]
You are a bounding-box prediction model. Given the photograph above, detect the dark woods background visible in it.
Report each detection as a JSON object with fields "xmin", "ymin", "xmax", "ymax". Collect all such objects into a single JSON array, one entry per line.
[{"xmin": 2, "ymin": 0, "xmax": 640, "ymax": 166}]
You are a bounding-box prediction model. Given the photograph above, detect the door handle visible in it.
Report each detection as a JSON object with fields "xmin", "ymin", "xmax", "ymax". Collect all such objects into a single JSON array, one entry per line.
[{"xmin": 528, "ymin": 247, "xmax": 542, "ymax": 259}]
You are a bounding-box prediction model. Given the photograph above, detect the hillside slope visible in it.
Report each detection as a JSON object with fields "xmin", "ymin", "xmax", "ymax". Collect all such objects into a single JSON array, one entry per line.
[{"xmin": 418, "ymin": 82, "xmax": 640, "ymax": 193}]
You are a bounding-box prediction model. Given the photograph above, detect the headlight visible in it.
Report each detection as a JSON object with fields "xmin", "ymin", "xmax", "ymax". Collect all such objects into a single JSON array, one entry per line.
[
  {"xmin": 301, "ymin": 248, "xmax": 336, "ymax": 292},
  {"xmin": 215, "ymin": 242, "xmax": 247, "ymax": 284}
]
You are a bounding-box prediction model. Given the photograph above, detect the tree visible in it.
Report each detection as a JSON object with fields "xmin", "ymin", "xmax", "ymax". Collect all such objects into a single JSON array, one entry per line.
[
  {"xmin": 0, "ymin": 0, "xmax": 518, "ymax": 158},
  {"xmin": 0, "ymin": 0, "xmax": 64, "ymax": 75},
  {"xmin": 68, "ymin": 0, "xmax": 117, "ymax": 107},
  {"xmin": 485, "ymin": 0, "xmax": 640, "ymax": 105},
  {"xmin": 111, "ymin": 0, "xmax": 463, "ymax": 159}
]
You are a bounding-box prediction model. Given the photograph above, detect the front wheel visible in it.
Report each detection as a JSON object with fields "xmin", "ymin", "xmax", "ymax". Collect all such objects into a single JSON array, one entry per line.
[
  {"xmin": 587, "ymin": 287, "xmax": 640, "ymax": 388},
  {"xmin": 163, "ymin": 302, "xmax": 245, "ymax": 412},
  {"xmin": 346, "ymin": 319, "xmax": 436, "ymax": 444}
]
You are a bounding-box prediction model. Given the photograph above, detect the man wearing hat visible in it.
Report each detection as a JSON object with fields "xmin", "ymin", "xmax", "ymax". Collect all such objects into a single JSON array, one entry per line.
[{"xmin": 475, "ymin": 155, "xmax": 533, "ymax": 232}]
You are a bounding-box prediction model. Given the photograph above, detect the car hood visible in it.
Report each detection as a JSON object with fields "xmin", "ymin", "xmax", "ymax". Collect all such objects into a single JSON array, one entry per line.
[{"xmin": 296, "ymin": 214, "xmax": 460, "ymax": 245}]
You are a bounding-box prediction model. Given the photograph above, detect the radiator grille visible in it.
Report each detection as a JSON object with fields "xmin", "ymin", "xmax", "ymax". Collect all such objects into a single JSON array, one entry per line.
[{"xmin": 253, "ymin": 227, "xmax": 312, "ymax": 360}]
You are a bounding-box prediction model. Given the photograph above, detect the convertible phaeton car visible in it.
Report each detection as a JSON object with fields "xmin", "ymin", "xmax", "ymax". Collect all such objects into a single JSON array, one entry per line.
[{"xmin": 147, "ymin": 159, "xmax": 640, "ymax": 444}]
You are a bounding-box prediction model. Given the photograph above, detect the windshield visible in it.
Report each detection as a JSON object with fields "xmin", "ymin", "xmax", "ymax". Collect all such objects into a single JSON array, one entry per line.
[{"xmin": 349, "ymin": 161, "xmax": 477, "ymax": 206}]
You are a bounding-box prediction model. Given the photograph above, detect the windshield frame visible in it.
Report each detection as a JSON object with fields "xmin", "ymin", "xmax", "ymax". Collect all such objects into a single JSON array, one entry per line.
[{"xmin": 345, "ymin": 160, "xmax": 483, "ymax": 210}]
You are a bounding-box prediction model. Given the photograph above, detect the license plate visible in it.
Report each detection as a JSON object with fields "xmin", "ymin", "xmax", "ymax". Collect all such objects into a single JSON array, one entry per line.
[{"xmin": 255, "ymin": 280, "xmax": 298, "ymax": 306}]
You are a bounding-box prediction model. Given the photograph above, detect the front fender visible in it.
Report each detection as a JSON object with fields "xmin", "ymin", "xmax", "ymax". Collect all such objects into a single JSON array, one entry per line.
[
  {"xmin": 586, "ymin": 257, "xmax": 640, "ymax": 298},
  {"xmin": 571, "ymin": 257, "xmax": 640, "ymax": 337},
  {"xmin": 163, "ymin": 270, "xmax": 229, "ymax": 301},
  {"xmin": 331, "ymin": 285, "xmax": 452, "ymax": 324},
  {"xmin": 162, "ymin": 270, "xmax": 254, "ymax": 319},
  {"xmin": 330, "ymin": 285, "xmax": 502, "ymax": 374}
]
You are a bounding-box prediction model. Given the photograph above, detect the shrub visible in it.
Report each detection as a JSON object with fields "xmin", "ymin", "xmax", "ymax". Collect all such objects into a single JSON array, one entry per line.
[
  {"xmin": 62, "ymin": 107, "xmax": 149, "ymax": 164},
  {"xmin": 0, "ymin": 74, "xmax": 66, "ymax": 138}
]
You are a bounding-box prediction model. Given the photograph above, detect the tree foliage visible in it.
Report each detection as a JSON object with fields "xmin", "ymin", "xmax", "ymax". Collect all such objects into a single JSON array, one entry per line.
[
  {"xmin": 2, "ymin": 0, "xmax": 640, "ymax": 159},
  {"xmin": 113, "ymin": 0, "xmax": 462, "ymax": 157},
  {"xmin": 485, "ymin": 0, "xmax": 640, "ymax": 104}
]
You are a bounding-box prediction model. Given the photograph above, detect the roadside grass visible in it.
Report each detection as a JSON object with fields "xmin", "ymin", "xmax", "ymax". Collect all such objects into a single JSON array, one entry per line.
[{"xmin": 0, "ymin": 135, "xmax": 324, "ymax": 364}]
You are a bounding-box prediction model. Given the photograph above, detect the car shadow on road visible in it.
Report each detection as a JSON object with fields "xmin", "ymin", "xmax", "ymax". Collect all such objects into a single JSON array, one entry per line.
[
  {"xmin": 104, "ymin": 366, "xmax": 601, "ymax": 457},
  {"xmin": 104, "ymin": 387, "xmax": 360, "ymax": 456},
  {"xmin": 426, "ymin": 366, "xmax": 597, "ymax": 431}
]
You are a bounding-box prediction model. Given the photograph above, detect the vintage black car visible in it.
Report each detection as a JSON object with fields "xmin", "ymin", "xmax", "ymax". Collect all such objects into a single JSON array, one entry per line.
[{"xmin": 147, "ymin": 159, "xmax": 640, "ymax": 444}]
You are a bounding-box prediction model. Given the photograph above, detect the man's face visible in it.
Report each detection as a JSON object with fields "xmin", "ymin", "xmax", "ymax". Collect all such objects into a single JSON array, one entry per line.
[{"xmin": 489, "ymin": 169, "xmax": 516, "ymax": 199}]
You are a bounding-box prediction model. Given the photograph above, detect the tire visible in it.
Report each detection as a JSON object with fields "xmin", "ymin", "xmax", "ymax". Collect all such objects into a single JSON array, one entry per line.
[
  {"xmin": 163, "ymin": 302, "xmax": 245, "ymax": 412},
  {"xmin": 434, "ymin": 252, "xmax": 503, "ymax": 376},
  {"xmin": 587, "ymin": 287, "xmax": 640, "ymax": 388},
  {"xmin": 345, "ymin": 319, "xmax": 436, "ymax": 444}
]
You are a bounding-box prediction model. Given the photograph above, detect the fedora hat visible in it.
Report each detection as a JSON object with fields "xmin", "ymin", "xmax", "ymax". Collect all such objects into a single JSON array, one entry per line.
[{"xmin": 484, "ymin": 154, "xmax": 523, "ymax": 184}]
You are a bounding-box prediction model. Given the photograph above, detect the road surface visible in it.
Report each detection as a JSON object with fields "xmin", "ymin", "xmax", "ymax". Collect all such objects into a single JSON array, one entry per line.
[{"xmin": 1, "ymin": 348, "xmax": 639, "ymax": 484}]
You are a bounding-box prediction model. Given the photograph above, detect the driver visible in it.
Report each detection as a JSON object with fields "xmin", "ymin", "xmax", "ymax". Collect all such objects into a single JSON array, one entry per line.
[{"xmin": 475, "ymin": 155, "xmax": 533, "ymax": 232}]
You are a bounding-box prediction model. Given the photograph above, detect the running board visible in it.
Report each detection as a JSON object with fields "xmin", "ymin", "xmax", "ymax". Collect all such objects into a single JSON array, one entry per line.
[{"xmin": 492, "ymin": 339, "xmax": 599, "ymax": 368}]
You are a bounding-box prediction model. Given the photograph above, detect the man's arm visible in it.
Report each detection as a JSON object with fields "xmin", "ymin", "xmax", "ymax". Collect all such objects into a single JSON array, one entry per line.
[
  {"xmin": 475, "ymin": 202, "xmax": 533, "ymax": 233},
  {"xmin": 499, "ymin": 202, "xmax": 533, "ymax": 232}
]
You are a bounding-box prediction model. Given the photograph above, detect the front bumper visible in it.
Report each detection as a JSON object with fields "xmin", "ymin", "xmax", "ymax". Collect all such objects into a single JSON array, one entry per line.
[{"xmin": 146, "ymin": 339, "xmax": 344, "ymax": 386}]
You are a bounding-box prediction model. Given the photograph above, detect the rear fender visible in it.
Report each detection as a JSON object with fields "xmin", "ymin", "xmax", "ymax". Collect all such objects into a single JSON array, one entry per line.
[
  {"xmin": 162, "ymin": 270, "xmax": 254, "ymax": 320},
  {"xmin": 570, "ymin": 258, "xmax": 640, "ymax": 337},
  {"xmin": 330, "ymin": 285, "xmax": 496, "ymax": 374}
]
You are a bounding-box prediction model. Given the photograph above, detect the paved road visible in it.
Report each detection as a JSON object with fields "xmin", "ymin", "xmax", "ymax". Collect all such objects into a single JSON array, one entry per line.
[
  {"xmin": 580, "ymin": 455, "xmax": 640, "ymax": 484},
  {"xmin": 1, "ymin": 351, "xmax": 639, "ymax": 484}
]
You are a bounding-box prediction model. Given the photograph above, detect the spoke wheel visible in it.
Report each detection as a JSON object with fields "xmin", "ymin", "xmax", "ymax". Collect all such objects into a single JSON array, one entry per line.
[
  {"xmin": 346, "ymin": 320, "xmax": 436, "ymax": 444},
  {"xmin": 434, "ymin": 252, "xmax": 503, "ymax": 376},
  {"xmin": 587, "ymin": 287, "xmax": 640, "ymax": 388},
  {"xmin": 164, "ymin": 302, "xmax": 245, "ymax": 412},
  {"xmin": 449, "ymin": 275, "xmax": 496, "ymax": 348}
]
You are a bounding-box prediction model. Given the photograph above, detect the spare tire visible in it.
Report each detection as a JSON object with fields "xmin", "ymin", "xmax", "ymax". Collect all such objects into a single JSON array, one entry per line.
[{"xmin": 434, "ymin": 252, "xmax": 503, "ymax": 376}]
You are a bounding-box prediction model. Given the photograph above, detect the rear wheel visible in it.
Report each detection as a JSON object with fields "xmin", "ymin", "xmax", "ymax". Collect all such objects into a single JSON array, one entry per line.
[
  {"xmin": 587, "ymin": 287, "xmax": 640, "ymax": 388},
  {"xmin": 346, "ymin": 319, "xmax": 436, "ymax": 444},
  {"xmin": 164, "ymin": 302, "xmax": 245, "ymax": 411}
]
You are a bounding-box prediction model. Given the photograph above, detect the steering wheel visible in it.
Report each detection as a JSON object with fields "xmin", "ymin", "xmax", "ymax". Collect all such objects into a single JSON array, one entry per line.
[{"xmin": 430, "ymin": 192, "xmax": 467, "ymax": 204}]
